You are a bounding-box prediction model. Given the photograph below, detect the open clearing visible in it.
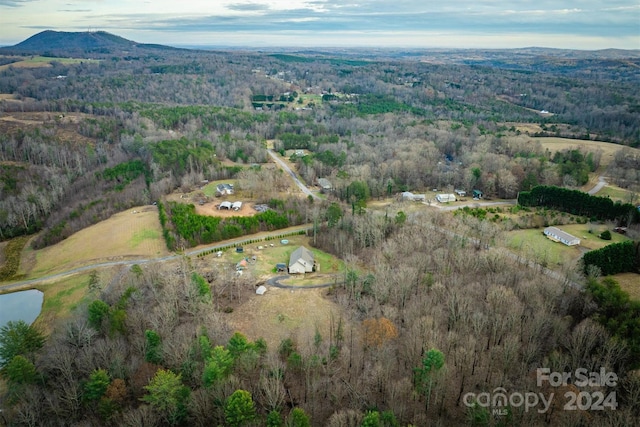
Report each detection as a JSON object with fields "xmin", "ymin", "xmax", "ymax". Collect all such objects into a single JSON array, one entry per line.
[
  {"xmin": 22, "ymin": 205, "xmax": 168, "ymax": 277},
  {"xmin": 533, "ymin": 136, "xmax": 636, "ymax": 169},
  {"xmin": 506, "ymin": 223, "xmax": 631, "ymax": 270},
  {"xmin": 0, "ymin": 56, "xmax": 99, "ymax": 71},
  {"xmin": 226, "ymin": 286, "xmax": 354, "ymax": 352}
]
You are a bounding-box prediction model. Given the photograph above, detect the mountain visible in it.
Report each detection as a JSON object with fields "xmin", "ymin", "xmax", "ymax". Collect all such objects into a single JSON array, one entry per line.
[{"xmin": 0, "ymin": 30, "xmax": 179, "ymax": 57}]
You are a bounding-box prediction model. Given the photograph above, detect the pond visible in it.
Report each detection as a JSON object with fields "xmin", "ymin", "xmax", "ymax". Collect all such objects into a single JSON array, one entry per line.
[{"xmin": 0, "ymin": 289, "xmax": 44, "ymax": 328}]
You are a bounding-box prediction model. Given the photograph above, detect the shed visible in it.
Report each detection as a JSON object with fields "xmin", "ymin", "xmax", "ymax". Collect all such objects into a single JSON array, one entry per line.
[
  {"xmin": 455, "ymin": 189, "xmax": 466, "ymax": 197},
  {"xmin": 543, "ymin": 227, "xmax": 580, "ymax": 246},
  {"xmin": 473, "ymin": 189, "xmax": 483, "ymax": 199},
  {"xmin": 276, "ymin": 263, "xmax": 287, "ymax": 272},
  {"xmin": 436, "ymin": 194, "xmax": 457, "ymax": 203},
  {"xmin": 219, "ymin": 201, "xmax": 232, "ymax": 210},
  {"xmin": 232, "ymin": 201, "xmax": 243, "ymax": 211},
  {"xmin": 288, "ymin": 246, "xmax": 315, "ymax": 274}
]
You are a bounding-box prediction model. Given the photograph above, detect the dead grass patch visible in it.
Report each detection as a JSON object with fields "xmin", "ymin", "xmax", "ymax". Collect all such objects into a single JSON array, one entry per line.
[
  {"xmin": 226, "ymin": 286, "xmax": 353, "ymax": 352},
  {"xmin": 615, "ymin": 273, "xmax": 640, "ymax": 301}
]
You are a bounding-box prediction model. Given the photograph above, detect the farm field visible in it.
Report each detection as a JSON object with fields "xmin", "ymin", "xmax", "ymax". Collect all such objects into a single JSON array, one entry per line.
[{"xmin": 21, "ymin": 205, "xmax": 168, "ymax": 277}]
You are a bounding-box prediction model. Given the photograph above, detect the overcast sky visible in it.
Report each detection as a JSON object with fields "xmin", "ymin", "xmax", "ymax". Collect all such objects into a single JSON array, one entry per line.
[{"xmin": 0, "ymin": 0, "xmax": 638, "ymax": 49}]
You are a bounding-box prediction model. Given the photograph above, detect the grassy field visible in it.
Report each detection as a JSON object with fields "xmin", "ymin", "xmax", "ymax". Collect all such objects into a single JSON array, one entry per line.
[
  {"xmin": 593, "ymin": 185, "xmax": 636, "ymax": 203},
  {"xmin": 0, "ymin": 56, "xmax": 99, "ymax": 71},
  {"xmin": 507, "ymin": 223, "xmax": 630, "ymax": 269},
  {"xmin": 196, "ymin": 233, "xmax": 344, "ymax": 280},
  {"xmin": 615, "ymin": 273, "xmax": 640, "ymax": 301},
  {"xmin": 21, "ymin": 205, "xmax": 168, "ymax": 277},
  {"xmin": 533, "ymin": 136, "xmax": 635, "ymax": 170},
  {"xmin": 34, "ymin": 273, "xmax": 92, "ymax": 333},
  {"xmin": 507, "ymin": 228, "xmax": 581, "ymax": 268}
]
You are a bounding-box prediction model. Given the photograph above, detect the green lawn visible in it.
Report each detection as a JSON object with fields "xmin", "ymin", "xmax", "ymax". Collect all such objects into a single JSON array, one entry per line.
[
  {"xmin": 507, "ymin": 228, "xmax": 581, "ymax": 268},
  {"xmin": 593, "ymin": 185, "xmax": 637, "ymax": 203},
  {"xmin": 28, "ymin": 56, "xmax": 100, "ymax": 64},
  {"xmin": 201, "ymin": 234, "xmax": 344, "ymax": 279},
  {"xmin": 130, "ymin": 228, "xmax": 160, "ymax": 248},
  {"xmin": 507, "ymin": 223, "xmax": 630, "ymax": 269},
  {"xmin": 201, "ymin": 179, "xmax": 238, "ymax": 197}
]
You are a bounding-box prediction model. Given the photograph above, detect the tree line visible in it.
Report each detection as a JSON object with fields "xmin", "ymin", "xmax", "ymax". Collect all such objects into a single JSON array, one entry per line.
[{"xmin": 518, "ymin": 185, "xmax": 640, "ymax": 224}]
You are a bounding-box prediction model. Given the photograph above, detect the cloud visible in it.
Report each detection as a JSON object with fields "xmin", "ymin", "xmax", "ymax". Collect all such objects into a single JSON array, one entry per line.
[
  {"xmin": 226, "ymin": 2, "xmax": 270, "ymax": 12},
  {"xmin": 1, "ymin": 0, "xmax": 639, "ymax": 49},
  {"xmin": 0, "ymin": 0, "xmax": 36, "ymax": 7}
]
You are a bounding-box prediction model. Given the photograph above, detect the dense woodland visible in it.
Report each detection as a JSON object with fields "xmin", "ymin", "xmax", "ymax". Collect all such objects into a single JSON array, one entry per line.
[{"xmin": 1, "ymin": 37, "xmax": 640, "ymax": 426}]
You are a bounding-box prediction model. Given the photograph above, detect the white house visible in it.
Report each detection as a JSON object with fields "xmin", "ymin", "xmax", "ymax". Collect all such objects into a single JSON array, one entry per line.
[
  {"xmin": 543, "ymin": 227, "xmax": 580, "ymax": 246},
  {"xmin": 288, "ymin": 246, "xmax": 315, "ymax": 274},
  {"xmin": 436, "ymin": 194, "xmax": 457, "ymax": 203}
]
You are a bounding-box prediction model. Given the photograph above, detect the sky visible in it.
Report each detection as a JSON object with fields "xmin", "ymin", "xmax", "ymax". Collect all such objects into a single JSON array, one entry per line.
[{"xmin": 0, "ymin": 0, "xmax": 639, "ymax": 50}]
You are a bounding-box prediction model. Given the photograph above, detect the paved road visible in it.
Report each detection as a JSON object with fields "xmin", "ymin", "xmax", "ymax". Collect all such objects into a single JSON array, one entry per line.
[
  {"xmin": 267, "ymin": 149, "xmax": 321, "ymax": 200},
  {"xmin": 587, "ymin": 176, "xmax": 608, "ymax": 195}
]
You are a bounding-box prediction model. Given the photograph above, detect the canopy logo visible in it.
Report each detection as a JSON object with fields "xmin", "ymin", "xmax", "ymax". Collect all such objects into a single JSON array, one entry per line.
[{"xmin": 463, "ymin": 367, "xmax": 618, "ymax": 416}]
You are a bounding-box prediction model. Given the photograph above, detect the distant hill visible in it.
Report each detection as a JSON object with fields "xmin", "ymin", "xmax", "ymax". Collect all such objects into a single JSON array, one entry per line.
[{"xmin": 0, "ymin": 30, "xmax": 179, "ymax": 57}]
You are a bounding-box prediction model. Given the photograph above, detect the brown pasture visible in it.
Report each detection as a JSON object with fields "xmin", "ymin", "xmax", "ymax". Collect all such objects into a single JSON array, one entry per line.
[{"xmin": 22, "ymin": 205, "xmax": 168, "ymax": 277}]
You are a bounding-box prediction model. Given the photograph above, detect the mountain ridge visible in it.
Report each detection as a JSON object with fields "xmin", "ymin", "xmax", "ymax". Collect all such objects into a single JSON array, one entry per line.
[{"xmin": 0, "ymin": 30, "xmax": 181, "ymax": 57}]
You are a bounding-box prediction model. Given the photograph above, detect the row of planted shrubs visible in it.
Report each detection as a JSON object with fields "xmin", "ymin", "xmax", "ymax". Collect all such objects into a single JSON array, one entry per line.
[{"xmin": 195, "ymin": 230, "xmax": 307, "ymax": 258}]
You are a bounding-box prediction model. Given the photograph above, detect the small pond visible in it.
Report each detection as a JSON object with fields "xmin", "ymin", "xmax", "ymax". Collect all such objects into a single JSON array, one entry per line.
[{"xmin": 0, "ymin": 289, "xmax": 44, "ymax": 328}]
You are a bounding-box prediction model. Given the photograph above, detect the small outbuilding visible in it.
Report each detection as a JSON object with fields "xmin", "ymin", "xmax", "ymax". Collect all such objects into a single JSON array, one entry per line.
[
  {"xmin": 436, "ymin": 194, "xmax": 457, "ymax": 203},
  {"xmin": 219, "ymin": 201, "xmax": 232, "ymax": 210},
  {"xmin": 288, "ymin": 246, "xmax": 315, "ymax": 274},
  {"xmin": 543, "ymin": 227, "xmax": 580, "ymax": 246},
  {"xmin": 401, "ymin": 191, "xmax": 426, "ymax": 202},
  {"xmin": 256, "ymin": 285, "xmax": 267, "ymax": 295},
  {"xmin": 276, "ymin": 263, "xmax": 287, "ymax": 272},
  {"xmin": 232, "ymin": 201, "xmax": 243, "ymax": 211}
]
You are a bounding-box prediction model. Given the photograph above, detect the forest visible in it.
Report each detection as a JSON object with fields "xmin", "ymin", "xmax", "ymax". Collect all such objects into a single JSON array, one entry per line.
[{"xmin": 1, "ymin": 37, "xmax": 640, "ymax": 426}]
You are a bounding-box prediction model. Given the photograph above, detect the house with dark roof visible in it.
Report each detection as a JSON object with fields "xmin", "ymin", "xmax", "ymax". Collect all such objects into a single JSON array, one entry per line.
[
  {"xmin": 544, "ymin": 227, "xmax": 580, "ymax": 246},
  {"xmin": 288, "ymin": 246, "xmax": 315, "ymax": 274}
]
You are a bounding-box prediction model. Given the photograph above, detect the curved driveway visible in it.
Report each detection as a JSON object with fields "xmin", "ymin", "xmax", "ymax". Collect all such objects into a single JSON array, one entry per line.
[{"xmin": 266, "ymin": 275, "xmax": 341, "ymax": 289}]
